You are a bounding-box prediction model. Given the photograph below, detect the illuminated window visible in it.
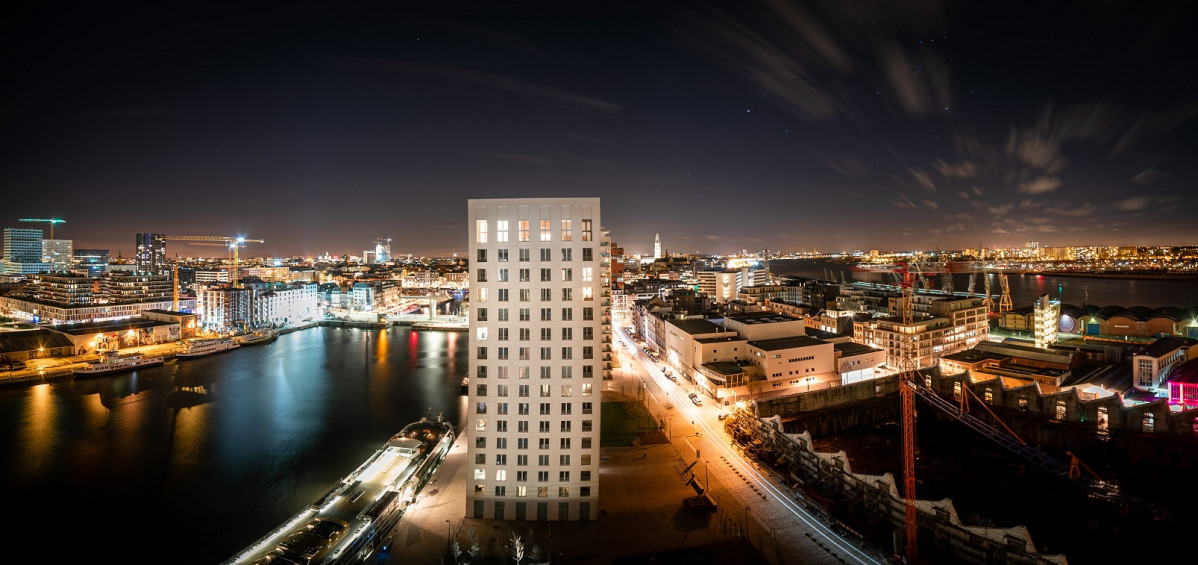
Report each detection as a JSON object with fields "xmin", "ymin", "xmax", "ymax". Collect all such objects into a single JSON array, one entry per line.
[
  {"xmin": 475, "ymin": 469, "xmax": 486, "ymax": 480},
  {"xmin": 581, "ymin": 383, "xmax": 592, "ymax": 396},
  {"xmin": 519, "ymin": 220, "xmax": 530, "ymax": 242},
  {"xmin": 582, "ymin": 287, "xmax": 592, "ymax": 301},
  {"xmin": 496, "ymin": 220, "xmax": 509, "ymax": 242},
  {"xmin": 1143, "ymin": 413, "xmax": 1155, "ymax": 433},
  {"xmin": 581, "ymin": 267, "xmax": 592, "ymax": 282},
  {"xmin": 476, "ymin": 327, "xmax": 488, "ymax": 341},
  {"xmin": 561, "ymin": 219, "xmax": 572, "ymax": 241},
  {"xmin": 561, "ymin": 268, "xmax": 572, "ymax": 281},
  {"xmin": 561, "ymin": 385, "xmax": 572, "ymax": 397},
  {"xmin": 582, "ymin": 220, "xmax": 592, "ymax": 241},
  {"xmin": 476, "ymin": 220, "xmax": 488, "ymax": 243},
  {"xmin": 496, "ymin": 470, "xmax": 507, "ymax": 481},
  {"xmin": 559, "ymin": 487, "xmax": 569, "ymax": 497},
  {"xmin": 540, "ymin": 220, "xmax": 551, "ymax": 241}
]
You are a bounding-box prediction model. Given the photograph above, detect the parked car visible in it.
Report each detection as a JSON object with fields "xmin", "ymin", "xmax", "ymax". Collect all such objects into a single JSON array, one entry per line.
[{"xmin": 717, "ymin": 413, "xmax": 728, "ymax": 421}]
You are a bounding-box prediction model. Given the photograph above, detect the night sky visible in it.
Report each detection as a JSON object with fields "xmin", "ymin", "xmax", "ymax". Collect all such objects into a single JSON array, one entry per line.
[{"xmin": 3, "ymin": 1, "xmax": 1196, "ymax": 258}]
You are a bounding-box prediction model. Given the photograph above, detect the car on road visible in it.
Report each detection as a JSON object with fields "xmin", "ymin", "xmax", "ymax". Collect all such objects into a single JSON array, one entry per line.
[
  {"xmin": 717, "ymin": 413, "xmax": 728, "ymax": 421},
  {"xmin": 688, "ymin": 392, "xmax": 703, "ymax": 406}
]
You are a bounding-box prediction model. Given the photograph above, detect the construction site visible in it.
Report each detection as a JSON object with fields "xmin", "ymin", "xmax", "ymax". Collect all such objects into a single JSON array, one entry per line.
[{"xmin": 723, "ymin": 263, "xmax": 1191, "ymax": 564}]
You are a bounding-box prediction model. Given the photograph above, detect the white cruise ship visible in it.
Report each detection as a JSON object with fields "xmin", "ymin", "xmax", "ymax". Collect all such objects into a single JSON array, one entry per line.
[{"xmin": 177, "ymin": 338, "xmax": 240, "ymax": 360}]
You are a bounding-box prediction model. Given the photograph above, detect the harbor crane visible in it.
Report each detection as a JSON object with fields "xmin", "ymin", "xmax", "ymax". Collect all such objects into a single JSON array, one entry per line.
[
  {"xmin": 19, "ymin": 217, "xmax": 65, "ymax": 240},
  {"xmin": 162, "ymin": 236, "xmax": 264, "ymax": 305}
]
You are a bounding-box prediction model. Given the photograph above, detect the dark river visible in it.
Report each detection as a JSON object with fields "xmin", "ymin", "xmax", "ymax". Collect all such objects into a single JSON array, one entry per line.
[
  {"xmin": 770, "ymin": 259, "xmax": 1198, "ymax": 308},
  {"xmin": 0, "ymin": 326, "xmax": 466, "ymax": 564}
]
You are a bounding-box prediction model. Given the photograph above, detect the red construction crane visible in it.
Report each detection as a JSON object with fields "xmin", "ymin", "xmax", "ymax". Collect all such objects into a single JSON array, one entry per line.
[{"xmin": 896, "ymin": 262, "xmax": 919, "ymax": 563}]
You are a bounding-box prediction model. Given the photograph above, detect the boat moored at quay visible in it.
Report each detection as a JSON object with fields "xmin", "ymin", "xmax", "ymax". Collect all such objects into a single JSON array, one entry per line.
[
  {"xmin": 235, "ymin": 329, "xmax": 279, "ymax": 346},
  {"xmin": 225, "ymin": 414, "xmax": 456, "ymax": 565},
  {"xmin": 72, "ymin": 352, "xmax": 165, "ymax": 377},
  {"xmin": 177, "ymin": 338, "xmax": 240, "ymax": 359}
]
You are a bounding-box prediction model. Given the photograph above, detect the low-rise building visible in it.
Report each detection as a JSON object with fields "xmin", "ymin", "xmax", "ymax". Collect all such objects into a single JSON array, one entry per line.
[{"xmin": 1132, "ymin": 336, "xmax": 1198, "ymax": 392}]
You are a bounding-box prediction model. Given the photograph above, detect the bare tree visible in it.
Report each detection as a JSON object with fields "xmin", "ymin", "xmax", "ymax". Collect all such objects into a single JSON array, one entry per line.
[
  {"xmin": 464, "ymin": 527, "xmax": 482, "ymax": 561},
  {"xmin": 505, "ymin": 529, "xmax": 526, "ymax": 564}
]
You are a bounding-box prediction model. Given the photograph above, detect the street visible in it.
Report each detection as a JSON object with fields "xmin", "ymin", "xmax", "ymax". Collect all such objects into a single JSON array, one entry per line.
[{"xmin": 610, "ymin": 326, "xmax": 889, "ymax": 565}]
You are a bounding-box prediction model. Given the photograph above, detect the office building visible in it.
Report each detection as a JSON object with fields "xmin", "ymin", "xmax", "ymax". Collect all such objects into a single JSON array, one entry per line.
[
  {"xmin": 73, "ymin": 249, "xmax": 110, "ymax": 275},
  {"xmin": 467, "ymin": 197, "xmax": 602, "ymax": 521},
  {"xmin": 41, "ymin": 239, "xmax": 73, "ymax": 271},
  {"xmin": 135, "ymin": 233, "xmax": 167, "ymax": 276},
  {"xmin": 1, "ymin": 228, "xmax": 50, "ymax": 276}
]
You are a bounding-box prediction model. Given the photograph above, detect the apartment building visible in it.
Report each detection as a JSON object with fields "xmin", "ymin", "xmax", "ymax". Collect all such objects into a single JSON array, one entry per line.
[
  {"xmin": 853, "ymin": 295, "xmax": 989, "ymax": 369},
  {"xmin": 467, "ymin": 197, "xmax": 603, "ymax": 521}
]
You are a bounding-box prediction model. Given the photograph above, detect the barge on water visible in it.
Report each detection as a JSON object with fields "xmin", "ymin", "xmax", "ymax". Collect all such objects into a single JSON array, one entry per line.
[{"xmin": 225, "ymin": 414, "xmax": 455, "ymax": 565}]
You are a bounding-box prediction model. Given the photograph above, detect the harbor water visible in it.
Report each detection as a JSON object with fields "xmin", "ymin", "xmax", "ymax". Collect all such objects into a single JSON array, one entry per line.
[
  {"xmin": 0, "ymin": 326, "xmax": 466, "ymax": 565},
  {"xmin": 770, "ymin": 259, "xmax": 1198, "ymax": 308}
]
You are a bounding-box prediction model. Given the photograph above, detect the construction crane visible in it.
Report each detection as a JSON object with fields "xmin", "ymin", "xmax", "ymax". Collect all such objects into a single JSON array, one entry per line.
[
  {"xmin": 896, "ymin": 262, "xmax": 919, "ymax": 563},
  {"xmin": 19, "ymin": 218, "xmax": 65, "ymax": 240},
  {"xmin": 162, "ymin": 235, "xmax": 264, "ymax": 291}
]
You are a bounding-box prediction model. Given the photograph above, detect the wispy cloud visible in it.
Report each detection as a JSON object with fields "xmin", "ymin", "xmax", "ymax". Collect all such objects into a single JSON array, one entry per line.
[
  {"xmin": 1131, "ymin": 168, "xmax": 1164, "ymax": 184},
  {"xmin": 907, "ymin": 167, "xmax": 936, "ymax": 191},
  {"xmin": 1115, "ymin": 196, "xmax": 1152, "ymax": 211},
  {"xmin": 932, "ymin": 158, "xmax": 977, "ymax": 178},
  {"xmin": 1017, "ymin": 176, "xmax": 1061, "ymax": 195},
  {"xmin": 332, "ymin": 58, "xmax": 622, "ymax": 112}
]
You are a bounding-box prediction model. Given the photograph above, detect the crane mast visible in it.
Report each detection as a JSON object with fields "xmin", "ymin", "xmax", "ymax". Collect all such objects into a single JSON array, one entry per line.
[{"xmin": 897, "ymin": 262, "xmax": 919, "ymax": 562}]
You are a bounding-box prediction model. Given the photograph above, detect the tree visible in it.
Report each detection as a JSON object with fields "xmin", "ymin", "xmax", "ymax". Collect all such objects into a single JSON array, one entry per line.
[{"xmin": 505, "ymin": 529, "xmax": 525, "ymax": 564}]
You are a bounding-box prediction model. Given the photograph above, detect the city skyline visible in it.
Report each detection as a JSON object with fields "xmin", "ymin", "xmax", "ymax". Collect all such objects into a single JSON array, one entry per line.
[{"xmin": 5, "ymin": 2, "xmax": 1196, "ymax": 256}]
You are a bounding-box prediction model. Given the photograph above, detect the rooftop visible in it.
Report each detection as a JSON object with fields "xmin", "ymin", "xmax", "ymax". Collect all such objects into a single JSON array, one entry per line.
[
  {"xmin": 49, "ymin": 318, "xmax": 177, "ymax": 336},
  {"xmin": 1140, "ymin": 336, "xmax": 1198, "ymax": 358},
  {"xmin": 833, "ymin": 342, "xmax": 881, "ymax": 357},
  {"xmin": 666, "ymin": 318, "xmax": 724, "ymax": 335},
  {"xmin": 0, "ymin": 328, "xmax": 73, "ymax": 353},
  {"xmin": 748, "ymin": 335, "xmax": 827, "ymax": 351},
  {"xmin": 726, "ymin": 313, "xmax": 801, "ymax": 325},
  {"xmin": 701, "ymin": 361, "xmax": 748, "ymax": 375}
]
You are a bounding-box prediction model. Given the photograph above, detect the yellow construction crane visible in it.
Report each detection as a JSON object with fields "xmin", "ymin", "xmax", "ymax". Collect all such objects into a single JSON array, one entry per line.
[
  {"xmin": 162, "ymin": 235, "xmax": 264, "ymax": 294},
  {"xmin": 19, "ymin": 217, "xmax": 65, "ymax": 240}
]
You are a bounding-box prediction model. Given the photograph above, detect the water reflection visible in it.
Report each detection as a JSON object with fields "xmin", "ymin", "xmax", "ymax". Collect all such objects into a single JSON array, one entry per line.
[{"xmin": 0, "ymin": 326, "xmax": 465, "ymax": 565}]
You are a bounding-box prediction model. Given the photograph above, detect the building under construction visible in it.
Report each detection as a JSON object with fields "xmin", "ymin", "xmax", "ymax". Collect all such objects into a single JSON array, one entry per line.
[{"xmin": 724, "ymin": 409, "xmax": 1067, "ymax": 564}]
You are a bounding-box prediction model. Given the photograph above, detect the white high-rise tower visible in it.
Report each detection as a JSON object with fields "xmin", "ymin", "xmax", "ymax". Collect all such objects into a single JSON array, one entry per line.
[
  {"xmin": 467, "ymin": 197, "xmax": 603, "ymax": 521},
  {"xmin": 654, "ymin": 232, "xmax": 662, "ymax": 259}
]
